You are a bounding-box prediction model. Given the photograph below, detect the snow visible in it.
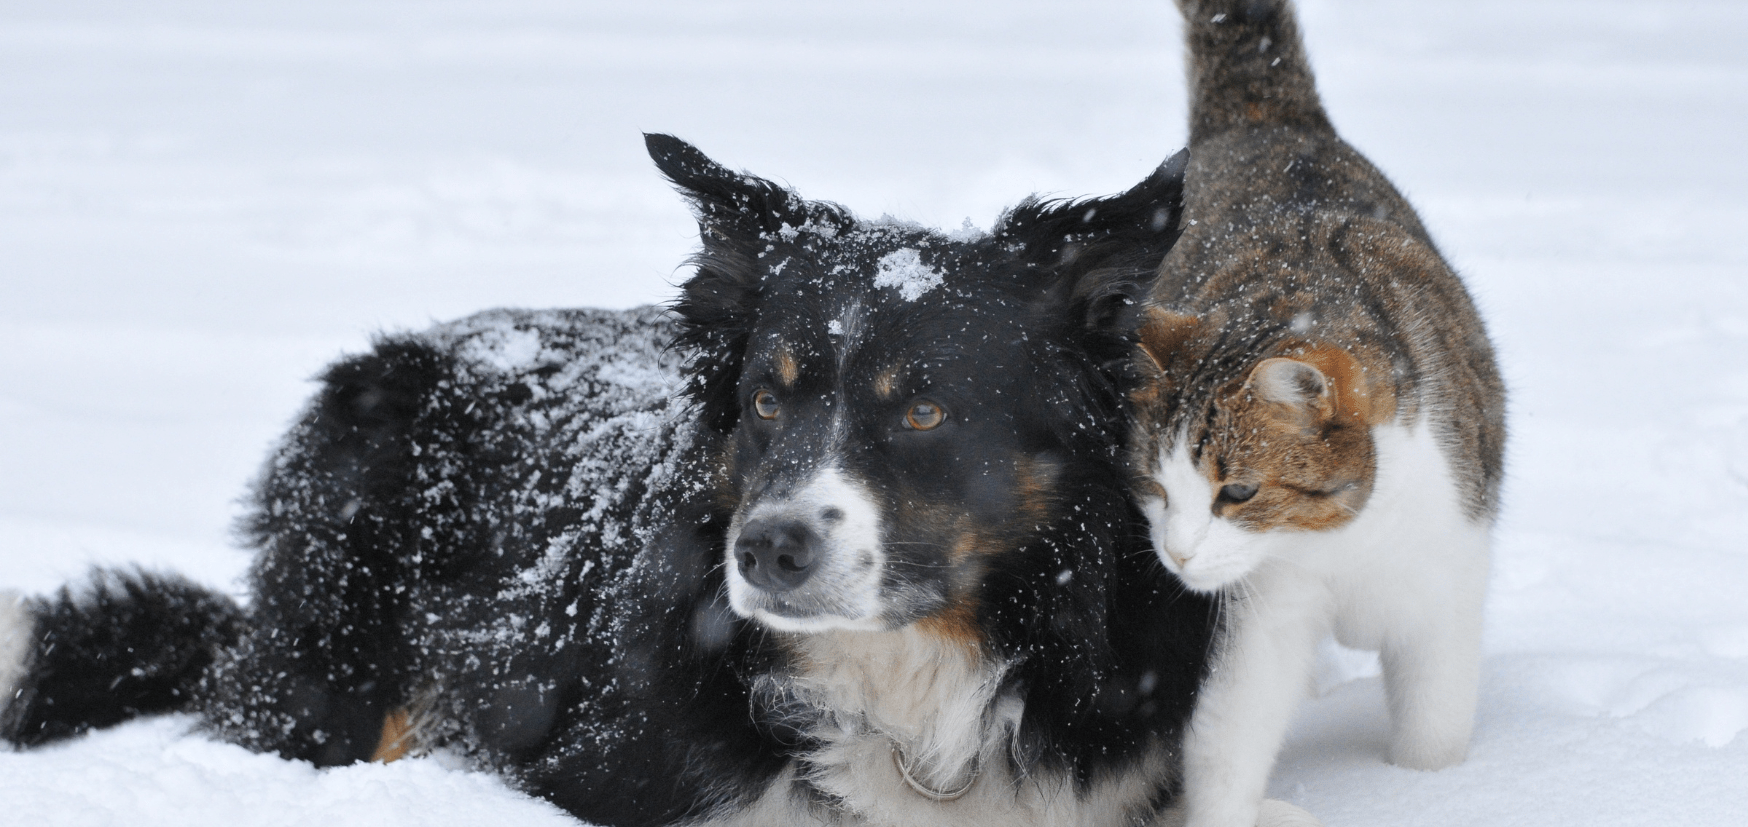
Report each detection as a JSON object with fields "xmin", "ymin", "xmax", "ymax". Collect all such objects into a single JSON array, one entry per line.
[
  {"xmin": 0, "ymin": 717, "xmax": 578, "ymax": 827},
  {"xmin": 873, "ymin": 247, "xmax": 943, "ymax": 301},
  {"xmin": 2, "ymin": 0, "xmax": 1745, "ymax": 824},
  {"xmin": 456, "ymin": 325, "xmax": 546, "ymax": 373}
]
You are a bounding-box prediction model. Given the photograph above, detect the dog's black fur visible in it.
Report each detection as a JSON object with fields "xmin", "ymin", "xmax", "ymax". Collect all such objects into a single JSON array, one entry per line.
[{"xmin": 1, "ymin": 136, "xmax": 1213, "ymax": 826}]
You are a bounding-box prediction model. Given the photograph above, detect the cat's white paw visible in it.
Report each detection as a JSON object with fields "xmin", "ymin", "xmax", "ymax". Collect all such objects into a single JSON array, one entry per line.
[
  {"xmin": 0, "ymin": 591, "xmax": 34, "ymax": 719},
  {"xmin": 1256, "ymin": 798, "xmax": 1323, "ymax": 827},
  {"xmin": 1387, "ymin": 685, "xmax": 1474, "ymax": 770},
  {"xmin": 1388, "ymin": 734, "xmax": 1469, "ymax": 771}
]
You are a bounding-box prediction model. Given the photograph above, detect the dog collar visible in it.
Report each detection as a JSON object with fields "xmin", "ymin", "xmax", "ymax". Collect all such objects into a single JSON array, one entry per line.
[{"xmin": 890, "ymin": 743, "xmax": 979, "ymax": 802}]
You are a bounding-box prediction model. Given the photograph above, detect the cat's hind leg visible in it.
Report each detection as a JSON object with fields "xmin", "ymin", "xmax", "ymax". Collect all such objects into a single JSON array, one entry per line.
[
  {"xmin": 1256, "ymin": 799, "xmax": 1323, "ymax": 827},
  {"xmin": 1378, "ymin": 524, "xmax": 1489, "ymax": 770}
]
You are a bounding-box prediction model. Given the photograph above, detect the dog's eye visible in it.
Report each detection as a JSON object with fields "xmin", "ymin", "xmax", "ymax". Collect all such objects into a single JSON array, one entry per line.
[
  {"xmin": 752, "ymin": 389, "xmax": 781, "ymax": 420},
  {"xmin": 904, "ymin": 401, "xmax": 945, "ymax": 431},
  {"xmin": 1217, "ymin": 482, "xmax": 1258, "ymax": 504}
]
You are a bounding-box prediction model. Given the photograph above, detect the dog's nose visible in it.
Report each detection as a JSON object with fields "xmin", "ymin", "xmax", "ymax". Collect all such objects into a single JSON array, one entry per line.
[{"xmin": 735, "ymin": 518, "xmax": 821, "ymax": 593}]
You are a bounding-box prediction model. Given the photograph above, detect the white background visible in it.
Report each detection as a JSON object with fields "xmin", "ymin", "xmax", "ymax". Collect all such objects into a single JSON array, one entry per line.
[{"xmin": 2, "ymin": 1, "xmax": 1745, "ymax": 824}]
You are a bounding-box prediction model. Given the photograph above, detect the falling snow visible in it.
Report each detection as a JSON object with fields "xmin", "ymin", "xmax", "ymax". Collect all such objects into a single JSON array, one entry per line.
[{"xmin": 2, "ymin": 1, "xmax": 1746, "ymax": 826}]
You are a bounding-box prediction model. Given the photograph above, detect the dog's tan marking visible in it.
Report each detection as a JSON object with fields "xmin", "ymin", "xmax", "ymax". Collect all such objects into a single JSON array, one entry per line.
[
  {"xmin": 1013, "ymin": 455, "xmax": 1058, "ymax": 526},
  {"xmin": 714, "ymin": 449, "xmax": 743, "ymax": 512},
  {"xmin": 371, "ymin": 707, "xmax": 416, "ymax": 763},
  {"xmin": 774, "ymin": 344, "xmax": 799, "ymax": 388},
  {"xmin": 874, "ymin": 364, "xmax": 904, "ymax": 399},
  {"xmin": 917, "ymin": 602, "xmax": 983, "ymax": 647}
]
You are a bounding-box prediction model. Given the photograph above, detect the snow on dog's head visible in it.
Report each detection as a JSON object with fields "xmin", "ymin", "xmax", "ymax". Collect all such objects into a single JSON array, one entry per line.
[{"xmin": 648, "ymin": 134, "xmax": 1188, "ymax": 636}]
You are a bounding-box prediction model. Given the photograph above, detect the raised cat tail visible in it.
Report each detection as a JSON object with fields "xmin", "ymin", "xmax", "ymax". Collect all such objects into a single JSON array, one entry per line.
[
  {"xmin": 0, "ymin": 569, "xmax": 245, "ymax": 747},
  {"xmin": 1177, "ymin": 0, "xmax": 1333, "ymax": 143}
]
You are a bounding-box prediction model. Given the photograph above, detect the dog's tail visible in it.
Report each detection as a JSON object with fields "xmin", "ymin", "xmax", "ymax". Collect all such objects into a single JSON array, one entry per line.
[
  {"xmin": 1177, "ymin": 0, "xmax": 1333, "ymax": 144},
  {"xmin": 0, "ymin": 569, "xmax": 245, "ymax": 747}
]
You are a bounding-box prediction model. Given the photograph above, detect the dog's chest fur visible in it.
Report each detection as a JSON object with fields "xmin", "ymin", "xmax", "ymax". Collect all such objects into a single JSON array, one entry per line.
[
  {"xmin": 704, "ymin": 629, "xmax": 1173, "ymax": 827},
  {"xmin": 784, "ymin": 629, "xmax": 1012, "ymax": 805}
]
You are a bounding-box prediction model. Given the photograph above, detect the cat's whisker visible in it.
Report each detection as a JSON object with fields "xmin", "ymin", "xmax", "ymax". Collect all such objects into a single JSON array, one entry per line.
[{"xmin": 1231, "ymin": 574, "xmax": 1269, "ymax": 626}]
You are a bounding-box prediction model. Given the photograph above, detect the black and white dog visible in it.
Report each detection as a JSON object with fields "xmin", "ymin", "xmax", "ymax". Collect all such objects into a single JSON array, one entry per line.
[{"xmin": 0, "ymin": 135, "xmax": 1214, "ymax": 827}]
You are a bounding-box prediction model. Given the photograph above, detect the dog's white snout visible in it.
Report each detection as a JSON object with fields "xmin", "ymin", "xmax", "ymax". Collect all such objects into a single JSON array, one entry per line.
[{"xmin": 724, "ymin": 467, "xmax": 888, "ymax": 632}]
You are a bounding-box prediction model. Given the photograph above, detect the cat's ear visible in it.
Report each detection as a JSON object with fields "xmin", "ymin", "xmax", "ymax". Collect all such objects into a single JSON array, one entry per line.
[
  {"xmin": 1137, "ymin": 308, "xmax": 1200, "ymax": 374},
  {"xmin": 1247, "ymin": 346, "xmax": 1380, "ymax": 428},
  {"xmin": 1251, "ymin": 357, "xmax": 1335, "ymax": 424}
]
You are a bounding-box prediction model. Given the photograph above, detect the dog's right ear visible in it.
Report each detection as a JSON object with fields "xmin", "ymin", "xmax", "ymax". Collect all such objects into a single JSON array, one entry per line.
[
  {"xmin": 1137, "ymin": 307, "xmax": 1200, "ymax": 375},
  {"xmin": 647, "ymin": 134, "xmax": 824, "ymax": 431},
  {"xmin": 994, "ymin": 149, "xmax": 1189, "ymax": 371}
]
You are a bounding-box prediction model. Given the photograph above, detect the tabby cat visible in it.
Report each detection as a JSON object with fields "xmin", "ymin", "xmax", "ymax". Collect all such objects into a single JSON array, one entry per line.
[{"xmin": 1131, "ymin": 2, "xmax": 1506, "ymax": 826}]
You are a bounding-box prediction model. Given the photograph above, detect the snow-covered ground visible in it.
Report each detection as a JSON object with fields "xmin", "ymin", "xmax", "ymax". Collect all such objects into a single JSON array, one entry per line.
[{"xmin": 3, "ymin": 0, "xmax": 1745, "ymax": 823}]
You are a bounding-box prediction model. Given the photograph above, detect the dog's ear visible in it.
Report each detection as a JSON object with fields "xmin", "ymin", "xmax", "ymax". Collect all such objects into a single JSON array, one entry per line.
[
  {"xmin": 1137, "ymin": 307, "xmax": 1201, "ymax": 376},
  {"xmin": 646, "ymin": 133, "xmax": 818, "ymax": 253},
  {"xmin": 647, "ymin": 134, "xmax": 844, "ymax": 432},
  {"xmin": 997, "ymin": 149, "xmax": 1189, "ymax": 363}
]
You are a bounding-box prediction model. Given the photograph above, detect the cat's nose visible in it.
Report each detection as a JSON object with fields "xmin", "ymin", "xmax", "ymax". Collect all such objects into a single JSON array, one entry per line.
[{"xmin": 1166, "ymin": 515, "xmax": 1208, "ymax": 559}]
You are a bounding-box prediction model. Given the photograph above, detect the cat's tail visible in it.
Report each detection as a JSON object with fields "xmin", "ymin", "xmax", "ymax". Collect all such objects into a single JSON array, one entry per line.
[
  {"xmin": 0, "ymin": 569, "xmax": 245, "ymax": 747},
  {"xmin": 1177, "ymin": 0, "xmax": 1334, "ymax": 144}
]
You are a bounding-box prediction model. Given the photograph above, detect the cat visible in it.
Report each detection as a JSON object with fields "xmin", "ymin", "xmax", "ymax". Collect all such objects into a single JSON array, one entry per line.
[{"xmin": 1129, "ymin": 2, "xmax": 1507, "ymax": 826}]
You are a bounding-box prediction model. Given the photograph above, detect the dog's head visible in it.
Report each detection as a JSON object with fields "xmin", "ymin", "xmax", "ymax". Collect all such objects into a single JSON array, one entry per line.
[{"xmin": 649, "ymin": 134, "xmax": 1186, "ymax": 635}]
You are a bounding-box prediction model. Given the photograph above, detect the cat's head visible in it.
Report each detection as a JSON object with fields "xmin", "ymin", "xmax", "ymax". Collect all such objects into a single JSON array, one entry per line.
[{"xmin": 1127, "ymin": 308, "xmax": 1391, "ymax": 592}]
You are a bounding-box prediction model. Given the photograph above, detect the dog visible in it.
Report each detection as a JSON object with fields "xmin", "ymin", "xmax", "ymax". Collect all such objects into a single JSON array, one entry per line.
[{"xmin": 1, "ymin": 134, "xmax": 1215, "ymax": 827}]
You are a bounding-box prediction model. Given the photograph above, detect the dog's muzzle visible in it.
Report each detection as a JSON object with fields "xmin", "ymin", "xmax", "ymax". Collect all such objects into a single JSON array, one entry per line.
[
  {"xmin": 724, "ymin": 467, "xmax": 886, "ymax": 632},
  {"xmin": 734, "ymin": 516, "xmax": 823, "ymax": 592}
]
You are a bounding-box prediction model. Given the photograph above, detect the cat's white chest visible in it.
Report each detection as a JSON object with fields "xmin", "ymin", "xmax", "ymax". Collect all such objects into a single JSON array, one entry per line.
[{"xmin": 1296, "ymin": 424, "xmax": 1489, "ymax": 648}]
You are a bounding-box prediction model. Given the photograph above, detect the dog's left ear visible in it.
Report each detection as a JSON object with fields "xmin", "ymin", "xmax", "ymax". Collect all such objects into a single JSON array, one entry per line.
[{"xmin": 996, "ymin": 149, "xmax": 1189, "ymax": 362}]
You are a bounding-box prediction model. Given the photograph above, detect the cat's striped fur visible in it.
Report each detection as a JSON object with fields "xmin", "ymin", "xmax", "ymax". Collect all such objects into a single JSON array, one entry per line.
[{"xmin": 1129, "ymin": 2, "xmax": 1505, "ymax": 826}]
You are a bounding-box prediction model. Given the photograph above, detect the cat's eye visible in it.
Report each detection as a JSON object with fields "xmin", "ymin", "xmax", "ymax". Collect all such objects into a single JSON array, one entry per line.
[
  {"xmin": 752, "ymin": 389, "xmax": 781, "ymax": 420},
  {"xmin": 905, "ymin": 400, "xmax": 946, "ymax": 431},
  {"xmin": 1218, "ymin": 482, "xmax": 1258, "ymax": 504}
]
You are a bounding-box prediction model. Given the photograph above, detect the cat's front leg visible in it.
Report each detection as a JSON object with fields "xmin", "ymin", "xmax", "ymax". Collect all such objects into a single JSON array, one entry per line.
[{"xmin": 1181, "ymin": 581, "xmax": 1325, "ymax": 827}]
